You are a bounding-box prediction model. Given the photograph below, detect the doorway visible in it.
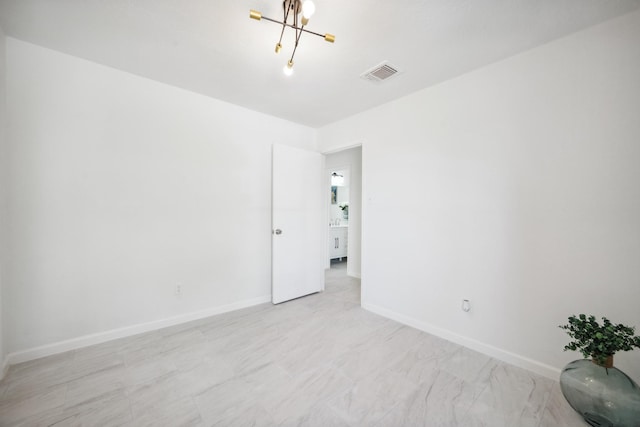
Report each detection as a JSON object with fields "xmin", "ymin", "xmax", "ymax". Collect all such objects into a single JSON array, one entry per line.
[{"xmin": 324, "ymin": 146, "xmax": 362, "ymax": 300}]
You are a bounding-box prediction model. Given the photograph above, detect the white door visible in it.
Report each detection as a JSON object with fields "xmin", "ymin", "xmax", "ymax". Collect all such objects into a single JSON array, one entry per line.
[{"xmin": 272, "ymin": 144, "xmax": 325, "ymax": 304}]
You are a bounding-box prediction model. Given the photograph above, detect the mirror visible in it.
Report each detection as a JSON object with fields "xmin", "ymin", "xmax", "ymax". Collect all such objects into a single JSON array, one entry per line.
[{"xmin": 330, "ymin": 169, "xmax": 349, "ymax": 223}]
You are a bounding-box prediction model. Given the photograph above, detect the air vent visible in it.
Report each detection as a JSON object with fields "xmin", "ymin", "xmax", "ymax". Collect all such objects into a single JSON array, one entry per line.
[{"xmin": 360, "ymin": 61, "xmax": 401, "ymax": 83}]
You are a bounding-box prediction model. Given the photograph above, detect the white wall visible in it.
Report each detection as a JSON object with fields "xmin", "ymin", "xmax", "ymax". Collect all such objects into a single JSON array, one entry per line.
[
  {"xmin": 5, "ymin": 39, "xmax": 316, "ymax": 357},
  {"xmin": 0, "ymin": 24, "xmax": 8, "ymax": 375},
  {"xmin": 318, "ymin": 10, "xmax": 640, "ymax": 381},
  {"xmin": 326, "ymin": 147, "xmax": 362, "ymax": 278}
]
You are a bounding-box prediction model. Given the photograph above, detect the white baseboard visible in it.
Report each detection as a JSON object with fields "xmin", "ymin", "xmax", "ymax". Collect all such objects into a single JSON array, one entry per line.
[
  {"xmin": 6, "ymin": 295, "xmax": 271, "ymax": 367},
  {"xmin": 361, "ymin": 302, "xmax": 560, "ymax": 381}
]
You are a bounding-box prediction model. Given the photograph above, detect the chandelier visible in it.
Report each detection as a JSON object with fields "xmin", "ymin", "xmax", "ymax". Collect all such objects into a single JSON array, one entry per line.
[{"xmin": 249, "ymin": 0, "xmax": 335, "ymax": 76}]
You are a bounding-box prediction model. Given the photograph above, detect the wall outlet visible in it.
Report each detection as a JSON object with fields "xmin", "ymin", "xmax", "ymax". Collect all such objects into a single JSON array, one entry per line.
[{"xmin": 175, "ymin": 283, "xmax": 182, "ymax": 296}]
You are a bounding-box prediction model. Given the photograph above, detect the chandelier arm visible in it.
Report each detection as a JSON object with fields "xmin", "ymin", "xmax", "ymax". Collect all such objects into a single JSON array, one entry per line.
[
  {"xmin": 277, "ymin": 24, "xmax": 287, "ymax": 45},
  {"xmin": 294, "ymin": 8, "xmax": 299, "ymax": 41},
  {"xmin": 289, "ymin": 24, "xmax": 305, "ymax": 64},
  {"xmin": 259, "ymin": 16, "xmax": 326, "ymax": 39},
  {"xmin": 277, "ymin": 2, "xmax": 292, "ymax": 46}
]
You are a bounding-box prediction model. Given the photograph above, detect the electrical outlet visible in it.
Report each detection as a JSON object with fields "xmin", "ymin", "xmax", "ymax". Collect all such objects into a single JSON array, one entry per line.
[{"xmin": 175, "ymin": 283, "xmax": 182, "ymax": 296}]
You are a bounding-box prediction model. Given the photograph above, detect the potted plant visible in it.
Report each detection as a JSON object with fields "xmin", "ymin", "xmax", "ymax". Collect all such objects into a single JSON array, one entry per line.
[
  {"xmin": 558, "ymin": 314, "xmax": 640, "ymax": 427},
  {"xmin": 339, "ymin": 202, "xmax": 348, "ymax": 219},
  {"xmin": 559, "ymin": 314, "xmax": 640, "ymax": 367}
]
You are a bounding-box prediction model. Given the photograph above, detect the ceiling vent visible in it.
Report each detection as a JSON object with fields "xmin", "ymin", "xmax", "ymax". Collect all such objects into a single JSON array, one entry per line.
[{"xmin": 360, "ymin": 61, "xmax": 401, "ymax": 83}]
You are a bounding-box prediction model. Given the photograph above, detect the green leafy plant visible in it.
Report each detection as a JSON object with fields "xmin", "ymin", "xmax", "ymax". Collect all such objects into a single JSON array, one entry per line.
[
  {"xmin": 338, "ymin": 203, "xmax": 349, "ymax": 211},
  {"xmin": 559, "ymin": 314, "xmax": 640, "ymax": 366}
]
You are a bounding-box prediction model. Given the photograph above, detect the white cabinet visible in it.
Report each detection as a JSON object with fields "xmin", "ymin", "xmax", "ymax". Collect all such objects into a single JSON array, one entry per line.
[{"xmin": 329, "ymin": 227, "xmax": 348, "ymax": 259}]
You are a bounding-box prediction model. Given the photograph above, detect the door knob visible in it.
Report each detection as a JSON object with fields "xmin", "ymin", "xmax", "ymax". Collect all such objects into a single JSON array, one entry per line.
[{"xmin": 273, "ymin": 229, "xmax": 282, "ymax": 235}]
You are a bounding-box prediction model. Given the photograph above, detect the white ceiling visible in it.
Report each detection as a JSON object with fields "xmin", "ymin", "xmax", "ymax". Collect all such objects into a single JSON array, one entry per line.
[{"xmin": 1, "ymin": 0, "xmax": 639, "ymax": 128}]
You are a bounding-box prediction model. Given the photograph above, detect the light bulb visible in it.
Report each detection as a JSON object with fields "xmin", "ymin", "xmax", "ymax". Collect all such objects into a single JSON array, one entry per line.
[
  {"xmin": 283, "ymin": 61, "xmax": 294, "ymax": 76},
  {"xmin": 331, "ymin": 173, "xmax": 344, "ymax": 186},
  {"xmin": 302, "ymin": 0, "xmax": 315, "ymax": 19}
]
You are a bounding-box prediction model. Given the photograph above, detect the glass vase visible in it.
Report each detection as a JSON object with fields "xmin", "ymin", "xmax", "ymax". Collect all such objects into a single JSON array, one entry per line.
[{"xmin": 560, "ymin": 359, "xmax": 640, "ymax": 427}]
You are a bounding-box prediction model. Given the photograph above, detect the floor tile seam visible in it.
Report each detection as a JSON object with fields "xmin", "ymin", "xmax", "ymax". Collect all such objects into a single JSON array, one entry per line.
[
  {"xmin": 436, "ymin": 394, "xmax": 479, "ymax": 427},
  {"xmin": 368, "ymin": 342, "xmax": 422, "ymax": 371},
  {"xmin": 534, "ymin": 379, "xmax": 556, "ymax": 427},
  {"xmin": 327, "ymin": 383, "xmax": 404, "ymax": 425},
  {"xmin": 120, "ymin": 350, "xmax": 166, "ymax": 366},
  {"xmin": 308, "ymin": 399, "xmax": 353, "ymax": 426},
  {"xmin": 370, "ymin": 400, "xmax": 403, "ymax": 427},
  {"xmin": 62, "ymin": 389, "xmax": 130, "ymax": 415},
  {"xmin": 123, "ymin": 371, "xmax": 180, "ymax": 399},
  {"xmin": 160, "ymin": 330, "xmax": 204, "ymax": 345},
  {"xmin": 128, "ymin": 387, "xmax": 181, "ymax": 420},
  {"xmin": 263, "ymin": 387, "xmax": 347, "ymax": 424},
  {"xmin": 514, "ymin": 403, "xmax": 545, "ymax": 427},
  {"xmin": 333, "ymin": 364, "xmax": 379, "ymax": 386},
  {"xmin": 158, "ymin": 340, "xmax": 213, "ymax": 360},
  {"xmin": 275, "ymin": 359, "xmax": 335, "ymax": 380},
  {"xmin": 81, "ymin": 348, "xmax": 130, "ymax": 364},
  {"xmin": 60, "ymin": 381, "xmax": 71, "ymax": 414},
  {"xmin": 322, "ymin": 293, "xmax": 358, "ymax": 304},
  {"xmin": 440, "ymin": 354, "xmax": 498, "ymax": 386},
  {"xmin": 212, "ymin": 305, "xmax": 271, "ymax": 325},
  {"xmin": 0, "ymin": 379, "xmax": 72, "ymax": 411},
  {"xmin": 192, "ymin": 384, "xmax": 241, "ymax": 425},
  {"xmin": 72, "ymin": 350, "xmax": 123, "ymax": 365},
  {"xmin": 191, "ymin": 389, "xmax": 211, "ymax": 421},
  {"xmin": 521, "ymin": 374, "xmax": 554, "ymax": 415},
  {"xmin": 358, "ymin": 319, "xmax": 399, "ymax": 338},
  {"xmin": 121, "ymin": 347, "xmax": 180, "ymax": 369},
  {"xmin": 323, "ymin": 395, "xmax": 374, "ymax": 426},
  {"xmin": 295, "ymin": 362, "xmax": 353, "ymax": 391},
  {"xmin": 296, "ymin": 362, "xmax": 354, "ymax": 391},
  {"xmin": 186, "ymin": 368, "xmax": 243, "ymax": 399},
  {"xmin": 47, "ymin": 410, "xmax": 80, "ymax": 426},
  {"xmin": 128, "ymin": 394, "xmax": 202, "ymax": 425},
  {"xmin": 186, "ymin": 394, "xmax": 206, "ymax": 426},
  {"xmin": 227, "ymin": 364, "xmax": 283, "ymax": 388},
  {"xmin": 113, "ymin": 340, "xmax": 165, "ymax": 356},
  {"xmin": 68, "ymin": 361, "xmax": 127, "ymax": 384},
  {"xmin": 414, "ymin": 368, "xmax": 470, "ymax": 420},
  {"xmin": 198, "ymin": 321, "xmax": 277, "ymax": 341},
  {"xmin": 460, "ymin": 365, "xmax": 492, "ymax": 419},
  {"xmin": 158, "ymin": 321, "xmax": 210, "ymax": 337},
  {"xmin": 118, "ymin": 394, "xmax": 135, "ymax": 425},
  {"xmin": 61, "ymin": 389, "xmax": 126, "ymax": 424}
]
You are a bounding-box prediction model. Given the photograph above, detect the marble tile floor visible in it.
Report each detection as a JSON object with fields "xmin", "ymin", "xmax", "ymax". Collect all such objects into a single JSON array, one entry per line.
[{"xmin": 0, "ymin": 263, "xmax": 588, "ymax": 426}]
